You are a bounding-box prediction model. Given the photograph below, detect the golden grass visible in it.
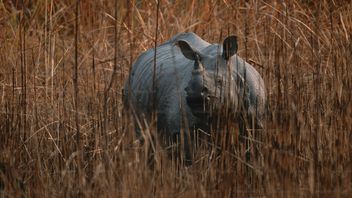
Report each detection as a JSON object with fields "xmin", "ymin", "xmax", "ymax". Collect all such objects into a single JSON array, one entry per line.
[{"xmin": 0, "ymin": 0, "xmax": 351, "ymax": 197}]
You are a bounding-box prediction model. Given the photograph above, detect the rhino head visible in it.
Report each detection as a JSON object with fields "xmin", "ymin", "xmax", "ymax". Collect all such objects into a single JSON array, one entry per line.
[{"xmin": 177, "ymin": 36, "xmax": 243, "ymax": 118}]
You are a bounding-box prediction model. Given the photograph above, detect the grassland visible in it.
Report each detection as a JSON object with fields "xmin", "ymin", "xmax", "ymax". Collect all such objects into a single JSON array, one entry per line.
[{"xmin": 0, "ymin": 0, "xmax": 351, "ymax": 197}]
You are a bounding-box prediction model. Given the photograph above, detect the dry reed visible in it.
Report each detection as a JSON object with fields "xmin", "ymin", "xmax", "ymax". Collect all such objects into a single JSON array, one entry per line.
[{"xmin": 0, "ymin": 0, "xmax": 351, "ymax": 197}]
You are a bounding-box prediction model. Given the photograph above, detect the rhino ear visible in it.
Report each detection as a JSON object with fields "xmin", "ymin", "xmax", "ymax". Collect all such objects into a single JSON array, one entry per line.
[
  {"xmin": 222, "ymin": 35, "xmax": 238, "ymax": 60},
  {"xmin": 177, "ymin": 40, "xmax": 200, "ymax": 61}
]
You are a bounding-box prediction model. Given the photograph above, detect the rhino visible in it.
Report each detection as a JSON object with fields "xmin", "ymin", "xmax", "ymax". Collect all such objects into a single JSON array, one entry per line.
[{"xmin": 124, "ymin": 32, "xmax": 266, "ymax": 164}]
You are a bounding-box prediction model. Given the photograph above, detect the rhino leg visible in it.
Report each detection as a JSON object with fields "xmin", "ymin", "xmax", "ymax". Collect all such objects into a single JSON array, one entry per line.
[
  {"xmin": 240, "ymin": 110, "xmax": 264, "ymax": 165},
  {"xmin": 182, "ymin": 129, "xmax": 193, "ymax": 166},
  {"xmin": 238, "ymin": 115, "xmax": 251, "ymax": 163},
  {"xmin": 238, "ymin": 116, "xmax": 246, "ymax": 143},
  {"xmin": 134, "ymin": 124, "xmax": 144, "ymax": 144},
  {"xmin": 164, "ymin": 108, "xmax": 193, "ymax": 166}
]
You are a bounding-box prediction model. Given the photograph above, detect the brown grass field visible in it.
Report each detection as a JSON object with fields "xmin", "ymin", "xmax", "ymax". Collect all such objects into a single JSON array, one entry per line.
[{"xmin": 0, "ymin": 0, "xmax": 351, "ymax": 197}]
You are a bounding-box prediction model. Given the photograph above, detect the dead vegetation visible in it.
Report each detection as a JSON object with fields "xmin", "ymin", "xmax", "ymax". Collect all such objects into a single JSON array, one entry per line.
[{"xmin": 0, "ymin": 0, "xmax": 351, "ymax": 197}]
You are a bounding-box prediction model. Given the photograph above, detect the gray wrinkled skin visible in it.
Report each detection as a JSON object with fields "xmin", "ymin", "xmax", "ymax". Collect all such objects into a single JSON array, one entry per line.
[{"xmin": 124, "ymin": 32, "xmax": 266, "ymax": 162}]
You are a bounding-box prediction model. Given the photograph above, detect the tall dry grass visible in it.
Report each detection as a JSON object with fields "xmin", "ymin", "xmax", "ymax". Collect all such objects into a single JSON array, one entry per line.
[{"xmin": 0, "ymin": 0, "xmax": 351, "ymax": 197}]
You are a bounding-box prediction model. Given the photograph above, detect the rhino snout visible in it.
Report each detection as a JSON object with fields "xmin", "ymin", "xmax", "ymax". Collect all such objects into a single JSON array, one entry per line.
[
  {"xmin": 185, "ymin": 85, "xmax": 214, "ymax": 111},
  {"xmin": 185, "ymin": 85, "xmax": 211, "ymax": 100}
]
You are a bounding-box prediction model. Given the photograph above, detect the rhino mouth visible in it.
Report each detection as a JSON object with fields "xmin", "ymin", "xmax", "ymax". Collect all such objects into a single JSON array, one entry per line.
[{"xmin": 186, "ymin": 96, "xmax": 213, "ymax": 115}]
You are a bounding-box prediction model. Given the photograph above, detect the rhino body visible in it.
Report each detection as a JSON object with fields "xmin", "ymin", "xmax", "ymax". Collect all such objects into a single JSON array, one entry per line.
[{"xmin": 124, "ymin": 32, "xmax": 266, "ymax": 162}]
